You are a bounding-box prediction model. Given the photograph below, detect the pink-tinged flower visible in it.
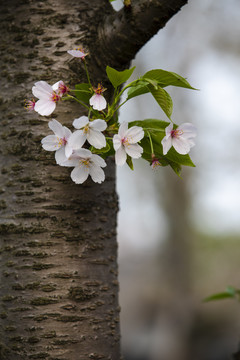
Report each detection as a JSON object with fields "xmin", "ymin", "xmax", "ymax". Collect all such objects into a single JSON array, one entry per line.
[
  {"xmin": 41, "ymin": 119, "xmax": 73, "ymax": 164},
  {"xmin": 67, "ymin": 47, "xmax": 88, "ymax": 59},
  {"xmin": 113, "ymin": 122, "xmax": 144, "ymax": 166},
  {"xmin": 69, "ymin": 116, "xmax": 107, "ymax": 150},
  {"xmin": 161, "ymin": 122, "xmax": 197, "ymax": 155},
  {"xmin": 24, "ymin": 99, "xmax": 35, "ymax": 111},
  {"xmin": 151, "ymin": 155, "xmax": 162, "ymax": 169},
  {"xmin": 89, "ymin": 84, "xmax": 107, "ymax": 111},
  {"xmin": 32, "ymin": 81, "xmax": 60, "ymax": 116},
  {"xmin": 61, "ymin": 148, "xmax": 106, "ymax": 184},
  {"xmin": 52, "ymin": 80, "xmax": 69, "ymax": 97}
]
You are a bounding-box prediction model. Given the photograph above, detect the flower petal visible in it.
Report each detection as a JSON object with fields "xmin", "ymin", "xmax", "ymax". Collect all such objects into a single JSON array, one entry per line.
[
  {"xmin": 179, "ymin": 123, "xmax": 197, "ymax": 139},
  {"xmin": 165, "ymin": 123, "xmax": 173, "ymax": 136},
  {"xmin": 55, "ymin": 147, "xmax": 68, "ymax": 165},
  {"xmin": 125, "ymin": 126, "xmax": 144, "ymax": 143},
  {"xmin": 172, "ymin": 137, "xmax": 191, "ymax": 154},
  {"xmin": 60, "ymin": 157, "xmax": 79, "ymax": 167},
  {"xmin": 63, "ymin": 126, "xmax": 72, "ymax": 140},
  {"xmin": 52, "ymin": 81, "xmax": 61, "ymax": 92},
  {"xmin": 73, "ymin": 116, "xmax": 89, "ymax": 129},
  {"xmin": 67, "ymin": 49, "xmax": 86, "ymax": 58},
  {"xmin": 87, "ymin": 129, "xmax": 106, "ymax": 149},
  {"xmin": 32, "ymin": 81, "xmax": 53, "ymax": 99},
  {"xmin": 118, "ymin": 122, "xmax": 128, "ymax": 138},
  {"xmin": 68, "ymin": 130, "xmax": 86, "ymax": 150},
  {"xmin": 71, "ymin": 165, "xmax": 89, "ymax": 184},
  {"xmin": 113, "ymin": 134, "xmax": 122, "ymax": 151},
  {"xmin": 125, "ymin": 143, "xmax": 143, "ymax": 159},
  {"xmin": 89, "ymin": 94, "xmax": 107, "ymax": 111},
  {"xmin": 48, "ymin": 119, "xmax": 65, "ymax": 137},
  {"xmin": 41, "ymin": 135, "xmax": 60, "ymax": 151},
  {"xmin": 161, "ymin": 135, "xmax": 172, "ymax": 155},
  {"xmin": 90, "ymin": 119, "xmax": 107, "ymax": 131},
  {"xmin": 65, "ymin": 143, "xmax": 73, "ymax": 159},
  {"xmin": 89, "ymin": 164, "xmax": 105, "ymax": 183},
  {"xmin": 35, "ymin": 99, "xmax": 56, "ymax": 116},
  {"xmin": 74, "ymin": 148, "xmax": 92, "ymax": 158},
  {"xmin": 91, "ymin": 154, "xmax": 107, "ymax": 168},
  {"xmin": 115, "ymin": 146, "xmax": 127, "ymax": 166}
]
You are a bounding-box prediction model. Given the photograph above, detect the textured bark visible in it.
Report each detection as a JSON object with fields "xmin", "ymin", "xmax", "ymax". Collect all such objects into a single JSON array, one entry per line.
[{"xmin": 0, "ymin": 0, "xmax": 188, "ymax": 359}]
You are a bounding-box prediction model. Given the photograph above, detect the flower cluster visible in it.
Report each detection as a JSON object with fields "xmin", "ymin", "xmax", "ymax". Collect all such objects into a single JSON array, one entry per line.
[{"xmin": 25, "ymin": 47, "xmax": 197, "ymax": 184}]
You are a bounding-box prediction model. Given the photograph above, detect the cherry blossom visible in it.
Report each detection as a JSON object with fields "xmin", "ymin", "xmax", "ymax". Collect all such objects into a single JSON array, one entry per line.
[
  {"xmin": 151, "ymin": 156, "xmax": 162, "ymax": 169},
  {"xmin": 41, "ymin": 119, "xmax": 73, "ymax": 164},
  {"xmin": 67, "ymin": 47, "xmax": 88, "ymax": 59},
  {"xmin": 161, "ymin": 122, "xmax": 197, "ymax": 155},
  {"xmin": 24, "ymin": 99, "xmax": 35, "ymax": 111},
  {"xmin": 113, "ymin": 122, "xmax": 144, "ymax": 166},
  {"xmin": 89, "ymin": 84, "xmax": 107, "ymax": 111},
  {"xmin": 52, "ymin": 80, "xmax": 69, "ymax": 97},
  {"xmin": 32, "ymin": 81, "xmax": 60, "ymax": 116},
  {"xmin": 61, "ymin": 148, "xmax": 106, "ymax": 184},
  {"xmin": 68, "ymin": 116, "xmax": 107, "ymax": 150}
]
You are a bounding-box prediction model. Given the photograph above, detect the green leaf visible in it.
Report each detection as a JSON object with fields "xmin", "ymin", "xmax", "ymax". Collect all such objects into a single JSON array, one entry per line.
[
  {"xmin": 203, "ymin": 292, "xmax": 235, "ymax": 302},
  {"xmin": 106, "ymin": 66, "xmax": 136, "ymax": 88},
  {"xmin": 99, "ymin": 139, "xmax": 115, "ymax": 159},
  {"xmin": 169, "ymin": 161, "xmax": 182, "ymax": 177},
  {"xmin": 126, "ymin": 156, "xmax": 134, "ymax": 170},
  {"xmin": 203, "ymin": 286, "xmax": 237, "ymax": 302},
  {"xmin": 149, "ymin": 85, "xmax": 173, "ymax": 119},
  {"xmin": 91, "ymin": 141, "xmax": 110, "ymax": 154},
  {"xmin": 143, "ymin": 69, "xmax": 196, "ymax": 90},
  {"xmin": 74, "ymin": 83, "xmax": 91, "ymax": 103},
  {"xmin": 127, "ymin": 80, "xmax": 150, "ymax": 100}
]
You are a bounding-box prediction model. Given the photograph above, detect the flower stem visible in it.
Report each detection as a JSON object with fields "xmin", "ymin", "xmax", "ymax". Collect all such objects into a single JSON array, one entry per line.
[
  {"xmin": 147, "ymin": 131, "xmax": 154, "ymax": 154},
  {"xmin": 83, "ymin": 59, "xmax": 92, "ymax": 88},
  {"xmin": 66, "ymin": 94, "xmax": 89, "ymax": 110}
]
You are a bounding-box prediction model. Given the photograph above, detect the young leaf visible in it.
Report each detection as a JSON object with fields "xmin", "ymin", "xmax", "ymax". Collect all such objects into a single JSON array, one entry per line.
[
  {"xmin": 74, "ymin": 83, "xmax": 91, "ymax": 103},
  {"xmin": 149, "ymin": 85, "xmax": 173, "ymax": 120},
  {"xmin": 127, "ymin": 80, "xmax": 150, "ymax": 100},
  {"xmin": 91, "ymin": 142, "xmax": 110, "ymax": 154},
  {"xmin": 143, "ymin": 69, "xmax": 196, "ymax": 90},
  {"xmin": 106, "ymin": 66, "xmax": 135, "ymax": 88},
  {"xmin": 126, "ymin": 156, "xmax": 134, "ymax": 170},
  {"xmin": 203, "ymin": 286, "xmax": 237, "ymax": 302}
]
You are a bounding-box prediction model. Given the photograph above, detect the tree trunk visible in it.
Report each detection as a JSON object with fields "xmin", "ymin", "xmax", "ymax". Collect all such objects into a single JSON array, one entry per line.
[{"xmin": 0, "ymin": 0, "xmax": 188, "ymax": 359}]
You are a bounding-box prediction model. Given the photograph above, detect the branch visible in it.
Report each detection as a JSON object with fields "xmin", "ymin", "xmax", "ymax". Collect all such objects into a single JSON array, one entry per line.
[{"xmin": 97, "ymin": 0, "xmax": 188, "ymax": 68}]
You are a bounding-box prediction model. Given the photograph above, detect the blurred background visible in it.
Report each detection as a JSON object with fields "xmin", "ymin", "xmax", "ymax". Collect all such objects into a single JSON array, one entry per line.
[{"xmin": 112, "ymin": 1, "xmax": 240, "ymax": 359}]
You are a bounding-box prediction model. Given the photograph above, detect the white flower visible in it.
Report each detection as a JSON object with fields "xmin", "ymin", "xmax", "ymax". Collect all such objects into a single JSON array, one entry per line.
[
  {"xmin": 32, "ymin": 81, "xmax": 60, "ymax": 116},
  {"xmin": 41, "ymin": 119, "xmax": 73, "ymax": 164},
  {"xmin": 161, "ymin": 122, "xmax": 197, "ymax": 155},
  {"xmin": 113, "ymin": 122, "xmax": 144, "ymax": 166},
  {"xmin": 52, "ymin": 80, "xmax": 69, "ymax": 97},
  {"xmin": 61, "ymin": 148, "xmax": 106, "ymax": 184},
  {"xmin": 67, "ymin": 47, "xmax": 88, "ymax": 59},
  {"xmin": 68, "ymin": 116, "xmax": 107, "ymax": 150},
  {"xmin": 89, "ymin": 84, "xmax": 107, "ymax": 111}
]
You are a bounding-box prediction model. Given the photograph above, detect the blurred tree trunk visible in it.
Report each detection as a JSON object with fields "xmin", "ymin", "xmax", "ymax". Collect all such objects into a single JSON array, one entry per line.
[{"xmin": 0, "ymin": 0, "xmax": 188, "ymax": 359}]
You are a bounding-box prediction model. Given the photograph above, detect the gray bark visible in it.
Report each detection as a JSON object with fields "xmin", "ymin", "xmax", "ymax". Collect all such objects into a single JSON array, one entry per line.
[{"xmin": 0, "ymin": 0, "xmax": 188, "ymax": 359}]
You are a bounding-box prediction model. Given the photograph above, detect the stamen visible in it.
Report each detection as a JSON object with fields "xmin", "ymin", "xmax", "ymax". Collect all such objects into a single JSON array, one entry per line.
[
  {"xmin": 58, "ymin": 137, "xmax": 67, "ymax": 146},
  {"xmin": 51, "ymin": 92, "xmax": 60, "ymax": 103},
  {"xmin": 79, "ymin": 159, "xmax": 90, "ymax": 168},
  {"xmin": 171, "ymin": 129, "xmax": 183, "ymax": 138},
  {"xmin": 24, "ymin": 99, "xmax": 35, "ymax": 111},
  {"xmin": 93, "ymin": 83, "xmax": 106, "ymax": 95}
]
